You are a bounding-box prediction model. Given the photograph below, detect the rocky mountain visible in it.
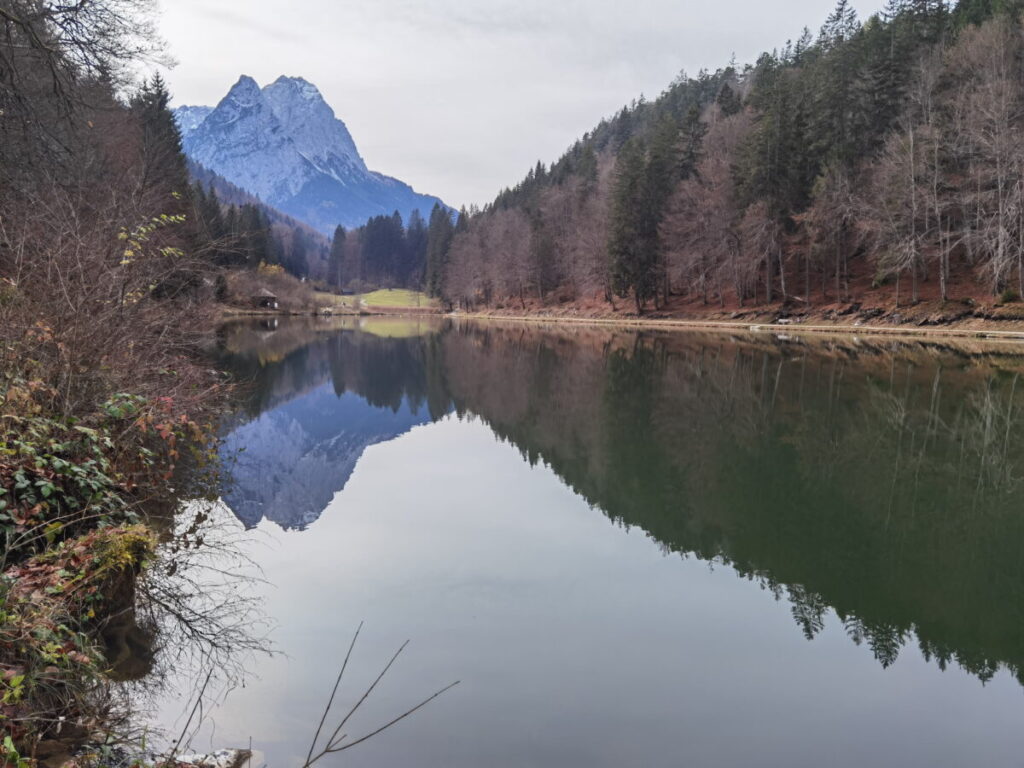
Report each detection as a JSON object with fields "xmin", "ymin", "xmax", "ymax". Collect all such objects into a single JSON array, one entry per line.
[
  {"xmin": 173, "ymin": 105, "xmax": 212, "ymax": 136},
  {"xmin": 175, "ymin": 75, "xmax": 444, "ymax": 235}
]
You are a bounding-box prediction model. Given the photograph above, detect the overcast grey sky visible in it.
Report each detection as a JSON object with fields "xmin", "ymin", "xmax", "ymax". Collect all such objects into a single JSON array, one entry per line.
[{"xmin": 157, "ymin": 0, "xmax": 880, "ymax": 209}]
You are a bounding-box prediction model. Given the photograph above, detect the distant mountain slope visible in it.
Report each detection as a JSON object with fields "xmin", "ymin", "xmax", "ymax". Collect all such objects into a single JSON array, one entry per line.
[
  {"xmin": 187, "ymin": 159, "xmax": 330, "ymax": 248},
  {"xmin": 174, "ymin": 105, "xmax": 212, "ymax": 135},
  {"xmin": 175, "ymin": 75, "xmax": 445, "ymax": 235},
  {"xmin": 187, "ymin": 159, "xmax": 331, "ymax": 275}
]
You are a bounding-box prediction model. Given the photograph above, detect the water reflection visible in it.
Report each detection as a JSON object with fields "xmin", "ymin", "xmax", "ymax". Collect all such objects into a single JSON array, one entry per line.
[
  {"xmin": 214, "ymin": 320, "xmax": 441, "ymax": 529},
  {"xmin": 216, "ymin": 319, "xmax": 1024, "ymax": 685}
]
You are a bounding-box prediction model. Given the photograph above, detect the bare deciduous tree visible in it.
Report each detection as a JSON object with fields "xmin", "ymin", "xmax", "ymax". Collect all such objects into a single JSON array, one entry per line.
[{"xmin": 660, "ymin": 110, "xmax": 752, "ymax": 306}]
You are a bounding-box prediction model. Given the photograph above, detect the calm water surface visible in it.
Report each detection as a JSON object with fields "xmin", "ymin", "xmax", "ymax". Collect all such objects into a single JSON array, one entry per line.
[{"xmin": 155, "ymin": 317, "xmax": 1024, "ymax": 767}]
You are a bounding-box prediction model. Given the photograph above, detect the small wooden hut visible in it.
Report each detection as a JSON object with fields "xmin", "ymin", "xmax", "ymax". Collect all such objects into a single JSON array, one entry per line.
[{"xmin": 252, "ymin": 288, "xmax": 278, "ymax": 310}]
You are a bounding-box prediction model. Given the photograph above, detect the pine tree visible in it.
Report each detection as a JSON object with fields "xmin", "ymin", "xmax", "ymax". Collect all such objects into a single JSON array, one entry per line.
[
  {"xmin": 389, "ymin": 211, "xmax": 406, "ymax": 285},
  {"xmin": 716, "ymin": 83, "xmax": 743, "ymax": 116},
  {"xmin": 646, "ymin": 116, "xmax": 680, "ymax": 211},
  {"xmin": 608, "ymin": 138, "xmax": 659, "ymax": 312},
  {"xmin": 741, "ymin": 53, "xmax": 814, "ymax": 215},
  {"xmin": 329, "ymin": 226, "xmax": 347, "ymax": 288},
  {"xmin": 132, "ymin": 73, "xmax": 190, "ymax": 201},
  {"xmin": 289, "ymin": 227, "xmax": 309, "ymax": 278},
  {"xmin": 884, "ymin": 0, "xmax": 948, "ymax": 38},
  {"xmin": 191, "ymin": 183, "xmax": 236, "ymax": 266},
  {"xmin": 577, "ymin": 144, "xmax": 599, "ymax": 191},
  {"xmin": 529, "ymin": 213, "xmax": 557, "ymax": 301},
  {"xmin": 405, "ymin": 209, "xmax": 428, "ymax": 287},
  {"xmin": 819, "ymin": 0, "xmax": 861, "ymax": 49},
  {"xmin": 678, "ymin": 103, "xmax": 707, "ymax": 180},
  {"xmin": 793, "ymin": 27, "xmax": 815, "ymax": 63},
  {"xmin": 852, "ymin": 15, "xmax": 908, "ymax": 154},
  {"xmin": 224, "ymin": 205, "xmax": 239, "ymax": 241},
  {"xmin": 813, "ymin": 2, "xmax": 865, "ymax": 167},
  {"xmin": 950, "ymin": 0, "xmax": 1017, "ymax": 27},
  {"xmin": 200, "ymin": 185, "xmax": 226, "ymax": 243},
  {"xmin": 425, "ymin": 204, "xmax": 455, "ymax": 297}
]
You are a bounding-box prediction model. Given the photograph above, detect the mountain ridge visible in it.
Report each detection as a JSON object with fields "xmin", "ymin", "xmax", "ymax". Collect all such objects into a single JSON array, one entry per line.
[{"xmin": 175, "ymin": 75, "xmax": 445, "ymax": 236}]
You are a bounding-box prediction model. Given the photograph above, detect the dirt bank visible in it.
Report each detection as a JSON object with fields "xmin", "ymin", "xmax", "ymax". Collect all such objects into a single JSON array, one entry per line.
[{"xmin": 458, "ymin": 293, "xmax": 1024, "ymax": 343}]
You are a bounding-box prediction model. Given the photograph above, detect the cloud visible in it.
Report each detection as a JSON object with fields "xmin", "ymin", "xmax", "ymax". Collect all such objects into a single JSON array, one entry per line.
[
  {"xmin": 170, "ymin": 0, "xmax": 306, "ymax": 44},
  {"xmin": 159, "ymin": 0, "xmax": 883, "ymax": 208}
]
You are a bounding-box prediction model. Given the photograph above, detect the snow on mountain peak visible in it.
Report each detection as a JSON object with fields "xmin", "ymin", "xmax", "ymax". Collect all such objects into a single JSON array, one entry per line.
[
  {"xmin": 272, "ymin": 75, "xmax": 322, "ymax": 101},
  {"xmin": 175, "ymin": 75, "xmax": 444, "ymax": 234},
  {"xmin": 174, "ymin": 105, "xmax": 212, "ymax": 137},
  {"xmin": 261, "ymin": 75, "xmax": 366, "ymax": 173},
  {"xmin": 225, "ymin": 74, "xmax": 262, "ymax": 105}
]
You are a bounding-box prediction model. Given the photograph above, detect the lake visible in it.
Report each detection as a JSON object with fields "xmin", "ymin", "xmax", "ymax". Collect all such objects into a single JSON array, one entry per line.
[{"xmin": 151, "ymin": 317, "xmax": 1024, "ymax": 767}]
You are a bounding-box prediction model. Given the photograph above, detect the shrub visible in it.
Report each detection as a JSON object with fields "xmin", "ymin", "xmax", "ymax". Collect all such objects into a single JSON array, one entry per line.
[{"xmin": 0, "ymin": 526, "xmax": 155, "ymax": 748}]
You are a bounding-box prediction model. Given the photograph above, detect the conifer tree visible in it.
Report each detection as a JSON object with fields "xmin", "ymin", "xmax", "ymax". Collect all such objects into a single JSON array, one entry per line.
[
  {"xmin": 289, "ymin": 227, "xmax": 309, "ymax": 278},
  {"xmin": 425, "ymin": 204, "xmax": 455, "ymax": 297},
  {"xmin": 608, "ymin": 138, "xmax": 659, "ymax": 312},
  {"xmin": 678, "ymin": 103, "xmax": 708, "ymax": 180},
  {"xmin": 793, "ymin": 27, "xmax": 815, "ymax": 63},
  {"xmin": 813, "ymin": 1, "xmax": 864, "ymax": 167},
  {"xmin": 329, "ymin": 226, "xmax": 347, "ymax": 288},
  {"xmin": 132, "ymin": 73, "xmax": 190, "ymax": 199},
  {"xmin": 577, "ymin": 145, "xmax": 599, "ymax": 191},
  {"xmin": 716, "ymin": 83, "xmax": 743, "ymax": 116},
  {"xmin": 405, "ymin": 209, "xmax": 428, "ymax": 286},
  {"xmin": 819, "ymin": 0, "xmax": 861, "ymax": 48}
]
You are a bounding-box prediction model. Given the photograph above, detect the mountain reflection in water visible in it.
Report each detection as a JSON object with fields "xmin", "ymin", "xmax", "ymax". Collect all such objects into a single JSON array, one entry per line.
[{"xmin": 215, "ymin": 319, "xmax": 442, "ymax": 529}]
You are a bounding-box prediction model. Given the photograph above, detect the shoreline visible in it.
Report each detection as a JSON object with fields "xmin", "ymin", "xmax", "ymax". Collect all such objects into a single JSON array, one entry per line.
[
  {"xmin": 220, "ymin": 304, "xmax": 1024, "ymax": 348},
  {"xmin": 453, "ymin": 311, "xmax": 1024, "ymax": 344},
  {"xmin": 220, "ymin": 306, "xmax": 438, "ymax": 319}
]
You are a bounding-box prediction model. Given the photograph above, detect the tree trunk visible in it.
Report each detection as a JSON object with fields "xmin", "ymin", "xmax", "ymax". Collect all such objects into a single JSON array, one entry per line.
[
  {"xmin": 939, "ymin": 221, "xmax": 948, "ymax": 303},
  {"xmin": 1019, "ymin": 201, "xmax": 1024, "ymax": 299},
  {"xmin": 843, "ymin": 251, "xmax": 850, "ymax": 300},
  {"xmin": 1018, "ymin": 245, "xmax": 1023, "ymax": 299},
  {"xmin": 835, "ymin": 247, "xmax": 841, "ymax": 301},
  {"xmin": 805, "ymin": 252, "xmax": 811, "ymax": 307},
  {"xmin": 777, "ymin": 249, "xmax": 788, "ymax": 301}
]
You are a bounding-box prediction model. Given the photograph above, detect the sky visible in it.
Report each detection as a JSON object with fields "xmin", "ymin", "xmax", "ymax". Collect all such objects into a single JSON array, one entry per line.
[{"xmin": 156, "ymin": 0, "xmax": 881, "ymax": 209}]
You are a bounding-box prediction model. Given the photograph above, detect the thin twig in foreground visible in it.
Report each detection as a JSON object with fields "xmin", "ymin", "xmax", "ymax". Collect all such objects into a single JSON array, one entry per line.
[{"xmin": 302, "ymin": 625, "xmax": 459, "ymax": 768}]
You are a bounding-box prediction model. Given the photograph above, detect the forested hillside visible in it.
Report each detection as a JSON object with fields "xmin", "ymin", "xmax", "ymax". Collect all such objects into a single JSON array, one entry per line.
[
  {"xmin": 188, "ymin": 161, "xmax": 331, "ymax": 278},
  {"xmin": 420, "ymin": 0, "xmax": 1024, "ymax": 316}
]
